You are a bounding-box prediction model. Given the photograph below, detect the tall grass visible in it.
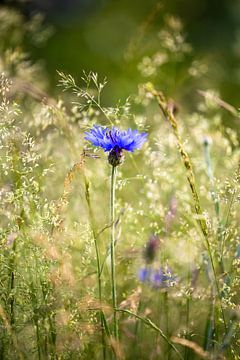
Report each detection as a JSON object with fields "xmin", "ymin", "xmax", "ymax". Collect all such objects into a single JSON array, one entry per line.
[{"xmin": 0, "ymin": 6, "xmax": 239, "ymax": 360}]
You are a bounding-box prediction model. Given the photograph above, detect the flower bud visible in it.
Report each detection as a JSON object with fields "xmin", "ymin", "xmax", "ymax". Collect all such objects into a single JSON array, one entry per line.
[
  {"xmin": 143, "ymin": 235, "xmax": 159, "ymax": 264},
  {"xmin": 108, "ymin": 146, "xmax": 125, "ymax": 167}
]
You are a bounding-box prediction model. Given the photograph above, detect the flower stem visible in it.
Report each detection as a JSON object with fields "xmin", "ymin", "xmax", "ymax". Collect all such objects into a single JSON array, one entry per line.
[{"xmin": 110, "ymin": 165, "xmax": 119, "ymax": 341}]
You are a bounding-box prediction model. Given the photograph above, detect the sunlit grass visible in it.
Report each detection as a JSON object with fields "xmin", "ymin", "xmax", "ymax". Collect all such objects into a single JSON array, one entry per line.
[{"xmin": 0, "ymin": 5, "xmax": 240, "ymax": 360}]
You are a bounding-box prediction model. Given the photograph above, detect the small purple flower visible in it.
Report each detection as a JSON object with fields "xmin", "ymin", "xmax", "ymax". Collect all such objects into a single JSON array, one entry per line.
[
  {"xmin": 85, "ymin": 125, "xmax": 147, "ymax": 166},
  {"xmin": 138, "ymin": 266, "xmax": 178, "ymax": 289},
  {"xmin": 138, "ymin": 267, "xmax": 150, "ymax": 282},
  {"xmin": 151, "ymin": 267, "xmax": 178, "ymax": 288},
  {"xmin": 151, "ymin": 268, "xmax": 165, "ymax": 287}
]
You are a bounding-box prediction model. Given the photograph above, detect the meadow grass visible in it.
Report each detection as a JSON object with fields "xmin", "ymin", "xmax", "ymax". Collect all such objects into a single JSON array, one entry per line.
[{"xmin": 0, "ymin": 6, "xmax": 240, "ymax": 360}]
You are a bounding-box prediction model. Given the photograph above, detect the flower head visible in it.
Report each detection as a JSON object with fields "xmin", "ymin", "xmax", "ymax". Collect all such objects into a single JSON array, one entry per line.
[
  {"xmin": 85, "ymin": 125, "xmax": 147, "ymax": 165},
  {"xmin": 138, "ymin": 266, "xmax": 178, "ymax": 289},
  {"xmin": 150, "ymin": 267, "xmax": 178, "ymax": 288},
  {"xmin": 138, "ymin": 267, "xmax": 150, "ymax": 282}
]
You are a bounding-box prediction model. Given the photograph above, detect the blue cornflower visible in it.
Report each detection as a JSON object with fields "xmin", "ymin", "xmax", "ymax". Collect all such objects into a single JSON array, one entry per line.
[
  {"xmin": 138, "ymin": 266, "xmax": 178, "ymax": 289},
  {"xmin": 138, "ymin": 267, "xmax": 151, "ymax": 282},
  {"xmin": 85, "ymin": 125, "xmax": 148, "ymax": 166},
  {"xmin": 150, "ymin": 267, "xmax": 178, "ymax": 289}
]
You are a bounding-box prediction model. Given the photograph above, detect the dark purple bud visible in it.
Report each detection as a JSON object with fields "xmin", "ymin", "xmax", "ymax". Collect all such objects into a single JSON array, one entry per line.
[
  {"xmin": 143, "ymin": 235, "xmax": 160, "ymax": 264},
  {"xmin": 202, "ymin": 136, "xmax": 212, "ymax": 147},
  {"xmin": 108, "ymin": 145, "xmax": 125, "ymax": 167}
]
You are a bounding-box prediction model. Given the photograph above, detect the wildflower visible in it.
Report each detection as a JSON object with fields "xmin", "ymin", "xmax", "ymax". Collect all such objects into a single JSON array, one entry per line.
[
  {"xmin": 85, "ymin": 125, "xmax": 147, "ymax": 166},
  {"xmin": 150, "ymin": 267, "xmax": 178, "ymax": 288},
  {"xmin": 143, "ymin": 235, "xmax": 160, "ymax": 264},
  {"xmin": 138, "ymin": 267, "xmax": 150, "ymax": 282},
  {"xmin": 138, "ymin": 266, "xmax": 178, "ymax": 289}
]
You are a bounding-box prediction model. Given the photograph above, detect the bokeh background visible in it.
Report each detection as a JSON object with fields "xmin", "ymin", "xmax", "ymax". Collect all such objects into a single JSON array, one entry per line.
[{"xmin": 1, "ymin": 0, "xmax": 240, "ymax": 113}]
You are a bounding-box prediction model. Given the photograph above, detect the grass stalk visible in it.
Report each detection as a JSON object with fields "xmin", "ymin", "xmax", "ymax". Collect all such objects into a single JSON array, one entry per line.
[
  {"xmin": 84, "ymin": 175, "xmax": 107, "ymax": 359},
  {"xmin": 164, "ymin": 291, "xmax": 171, "ymax": 359},
  {"xmin": 9, "ymin": 238, "xmax": 16, "ymax": 327},
  {"xmin": 203, "ymin": 139, "xmax": 225, "ymax": 273},
  {"xmin": 147, "ymin": 84, "xmax": 227, "ymax": 332},
  {"xmin": 116, "ymin": 308, "xmax": 184, "ymax": 360}
]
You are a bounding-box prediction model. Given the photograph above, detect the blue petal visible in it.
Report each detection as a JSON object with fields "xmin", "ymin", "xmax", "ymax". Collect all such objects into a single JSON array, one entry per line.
[
  {"xmin": 138, "ymin": 267, "xmax": 150, "ymax": 282},
  {"xmin": 85, "ymin": 125, "xmax": 148, "ymax": 152}
]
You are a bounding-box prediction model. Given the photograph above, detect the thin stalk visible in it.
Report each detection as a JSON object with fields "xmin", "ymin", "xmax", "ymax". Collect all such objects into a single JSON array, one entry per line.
[
  {"xmin": 204, "ymin": 287, "xmax": 216, "ymax": 352},
  {"xmin": 9, "ymin": 238, "xmax": 16, "ymax": 327},
  {"xmin": 134, "ymin": 297, "xmax": 143, "ymax": 347},
  {"xmin": 203, "ymin": 140, "xmax": 220, "ymax": 219},
  {"xmin": 155, "ymin": 293, "xmax": 162, "ymax": 353},
  {"xmin": 222, "ymin": 159, "xmax": 240, "ymax": 244},
  {"xmin": 147, "ymin": 85, "xmax": 227, "ymax": 332},
  {"xmin": 185, "ymin": 234, "xmax": 191, "ymax": 360},
  {"xmin": 35, "ymin": 321, "xmax": 41, "ymax": 360},
  {"xmin": 203, "ymin": 141, "xmax": 224, "ymax": 352},
  {"xmin": 9, "ymin": 212, "xmax": 24, "ymax": 328},
  {"xmin": 84, "ymin": 175, "xmax": 107, "ymax": 359},
  {"xmin": 203, "ymin": 140, "xmax": 224, "ymax": 273},
  {"xmin": 40, "ymin": 279, "xmax": 57, "ymax": 359},
  {"xmin": 164, "ymin": 291, "xmax": 171, "ymax": 359},
  {"xmin": 110, "ymin": 166, "xmax": 119, "ymax": 341},
  {"xmin": 184, "ymin": 296, "xmax": 190, "ymax": 360},
  {"xmin": 0, "ymin": 305, "xmax": 24, "ymax": 360},
  {"xmin": 116, "ymin": 308, "xmax": 184, "ymax": 360}
]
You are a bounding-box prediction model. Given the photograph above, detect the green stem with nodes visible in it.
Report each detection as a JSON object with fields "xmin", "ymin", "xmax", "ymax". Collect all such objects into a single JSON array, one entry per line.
[
  {"xmin": 146, "ymin": 84, "xmax": 227, "ymax": 333},
  {"xmin": 110, "ymin": 165, "xmax": 119, "ymax": 341}
]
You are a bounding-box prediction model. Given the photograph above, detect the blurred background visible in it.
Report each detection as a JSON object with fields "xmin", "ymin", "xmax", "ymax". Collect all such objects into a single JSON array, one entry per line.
[{"xmin": 1, "ymin": 0, "xmax": 240, "ymax": 113}]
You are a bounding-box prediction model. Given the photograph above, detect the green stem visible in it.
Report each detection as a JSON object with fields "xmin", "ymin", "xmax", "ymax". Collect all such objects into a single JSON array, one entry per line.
[
  {"xmin": 134, "ymin": 297, "xmax": 143, "ymax": 346},
  {"xmin": 84, "ymin": 176, "xmax": 107, "ymax": 359},
  {"xmin": 164, "ymin": 291, "xmax": 171, "ymax": 359},
  {"xmin": 116, "ymin": 308, "xmax": 184, "ymax": 360},
  {"xmin": 184, "ymin": 296, "xmax": 190, "ymax": 360},
  {"xmin": 9, "ymin": 238, "xmax": 16, "ymax": 327},
  {"xmin": 36, "ymin": 320, "xmax": 41, "ymax": 360},
  {"xmin": 110, "ymin": 166, "xmax": 119, "ymax": 341},
  {"xmin": 203, "ymin": 140, "xmax": 225, "ymax": 273}
]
